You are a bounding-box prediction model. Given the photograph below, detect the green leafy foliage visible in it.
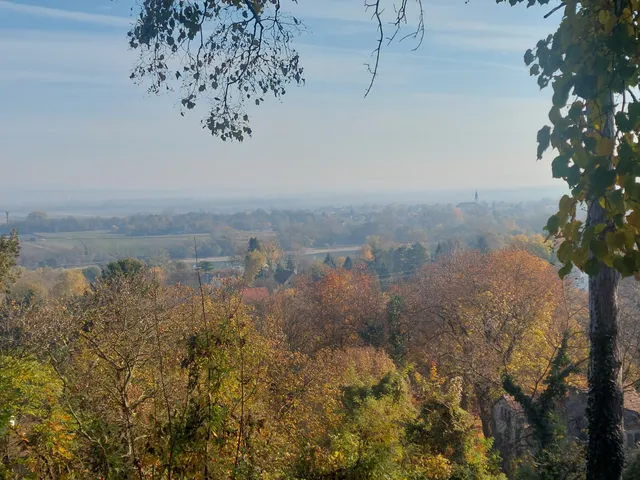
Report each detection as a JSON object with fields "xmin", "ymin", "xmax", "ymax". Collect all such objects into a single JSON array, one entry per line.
[
  {"xmin": 296, "ymin": 369, "xmax": 506, "ymax": 480},
  {"xmin": 0, "ymin": 356, "xmax": 78, "ymax": 478},
  {"xmin": 323, "ymin": 253, "xmax": 337, "ymax": 268},
  {"xmin": 497, "ymin": 0, "xmax": 640, "ymax": 279},
  {"xmin": 503, "ymin": 333, "xmax": 585, "ymax": 480},
  {"xmin": 101, "ymin": 258, "xmax": 146, "ymax": 281}
]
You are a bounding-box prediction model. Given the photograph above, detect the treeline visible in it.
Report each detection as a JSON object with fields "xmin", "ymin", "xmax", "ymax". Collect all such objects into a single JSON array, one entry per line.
[
  {"xmin": 5, "ymin": 200, "xmax": 554, "ymax": 244},
  {"xmin": 13, "ymin": 201, "xmax": 559, "ymax": 269}
]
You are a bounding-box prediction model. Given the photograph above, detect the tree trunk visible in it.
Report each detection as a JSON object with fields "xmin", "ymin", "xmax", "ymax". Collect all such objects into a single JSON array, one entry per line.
[
  {"xmin": 586, "ymin": 208, "xmax": 624, "ymax": 480},
  {"xmin": 585, "ymin": 89, "xmax": 624, "ymax": 480},
  {"xmin": 474, "ymin": 383, "xmax": 494, "ymax": 440}
]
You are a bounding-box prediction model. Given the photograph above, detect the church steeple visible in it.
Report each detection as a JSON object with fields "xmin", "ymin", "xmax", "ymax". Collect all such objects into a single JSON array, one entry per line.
[{"xmin": 474, "ymin": 190, "xmax": 479, "ymax": 203}]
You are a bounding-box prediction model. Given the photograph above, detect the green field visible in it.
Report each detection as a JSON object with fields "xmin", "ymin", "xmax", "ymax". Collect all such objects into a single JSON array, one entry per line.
[
  {"xmin": 19, "ymin": 230, "xmax": 278, "ymax": 268},
  {"xmin": 33, "ymin": 231, "xmax": 210, "ymax": 250},
  {"xmin": 17, "ymin": 229, "xmax": 360, "ymax": 270}
]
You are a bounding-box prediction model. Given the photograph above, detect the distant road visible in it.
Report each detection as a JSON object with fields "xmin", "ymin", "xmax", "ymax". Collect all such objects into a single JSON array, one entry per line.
[{"xmin": 183, "ymin": 245, "xmax": 361, "ymax": 265}]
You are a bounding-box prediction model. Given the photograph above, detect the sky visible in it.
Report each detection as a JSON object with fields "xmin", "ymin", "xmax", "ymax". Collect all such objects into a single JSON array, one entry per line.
[{"xmin": 0, "ymin": 0, "xmax": 566, "ymax": 199}]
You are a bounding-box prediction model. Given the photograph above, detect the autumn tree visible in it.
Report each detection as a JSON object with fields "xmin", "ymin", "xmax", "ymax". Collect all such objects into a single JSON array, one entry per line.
[
  {"xmin": 507, "ymin": 234, "xmax": 553, "ymax": 262},
  {"xmin": 503, "ymin": 333, "xmax": 584, "ymax": 480},
  {"xmin": 244, "ymin": 248, "xmax": 267, "ymax": 283},
  {"xmin": 6, "ymin": 272, "xmax": 49, "ymax": 308},
  {"xmin": 496, "ymin": 1, "xmax": 639, "ymax": 476},
  {"xmin": 400, "ymin": 249, "xmax": 578, "ymax": 438},
  {"xmin": 291, "ymin": 352, "xmax": 505, "ymax": 480},
  {"xmin": 51, "ymin": 270, "xmax": 88, "ymax": 298},
  {"xmin": 274, "ymin": 267, "xmax": 385, "ymax": 353},
  {"xmin": 0, "ymin": 356, "xmax": 79, "ymax": 478}
]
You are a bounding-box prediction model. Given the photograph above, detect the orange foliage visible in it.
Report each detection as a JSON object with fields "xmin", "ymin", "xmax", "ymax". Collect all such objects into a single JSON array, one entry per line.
[
  {"xmin": 273, "ymin": 267, "xmax": 385, "ymax": 353},
  {"xmin": 399, "ymin": 248, "xmax": 586, "ymax": 433}
]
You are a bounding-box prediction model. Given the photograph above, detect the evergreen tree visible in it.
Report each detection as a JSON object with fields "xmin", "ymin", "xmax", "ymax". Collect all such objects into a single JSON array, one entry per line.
[
  {"xmin": 323, "ymin": 253, "xmax": 336, "ymax": 268},
  {"xmin": 285, "ymin": 255, "xmax": 296, "ymax": 271},
  {"xmin": 392, "ymin": 246, "xmax": 407, "ymax": 274},
  {"xmin": 343, "ymin": 256, "xmax": 353, "ymax": 270},
  {"xmin": 248, "ymin": 237, "xmax": 262, "ymax": 253},
  {"xmin": 386, "ymin": 295, "xmax": 407, "ymax": 365},
  {"xmin": 82, "ymin": 266, "xmax": 101, "ymax": 284},
  {"xmin": 433, "ymin": 239, "xmax": 462, "ymax": 261},
  {"xmin": 101, "ymin": 258, "xmax": 146, "ymax": 282},
  {"xmin": 476, "ymin": 235, "xmax": 491, "ymax": 254},
  {"xmin": 198, "ymin": 261, "xmax": 214, "ymax": 272},
  {"xmin": 408, "ymin": 242, "xmax": 428, "ymax": 272},
  {"xmin": 376, "ymin": 262, "xmax": 390, "ymax": 280},
  {"xmin": 0, "ymin": 229, "xmax": 19, "ymax": 293}
]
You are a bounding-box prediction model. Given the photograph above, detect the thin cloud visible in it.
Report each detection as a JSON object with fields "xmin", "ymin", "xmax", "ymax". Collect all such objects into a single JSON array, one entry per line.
[
  {"xmin": 0, "ymin": 69, "xmax": 129, "ymax": 86},
  {"xmin": 0, "ymin": 1, "xmax": 131, "ymax": 27},
  {"xmin": 293, "ymin": 0, "xmax": 544, "ymax": 36},
  {"xmin": 433, "ymin": 33, "xmax": 539, "ymax": 54}
]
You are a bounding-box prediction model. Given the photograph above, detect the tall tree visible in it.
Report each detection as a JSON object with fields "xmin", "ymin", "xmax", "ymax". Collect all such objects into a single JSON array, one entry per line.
[
  {"xmin": 496, "ymin": 1, "xmax": 634, "ymax": 477},
  {"xmin": 433, "ymin": 238, "xmax": 462, "ymax": 261},
  {"xmin": 407, "ymin": 242, "xmax": 428, "ymax": 271},
  {"xmin": 402, "ymin": 249, "xmax": 576, "ymax": 438},
  {"xmin": 323, "ymin": 253, "xmax": 337, "ymax": 269},
  {"xmin": 475, "ymin": 235, "xmax": 491, "ymax": 254},
  {"xmin": 285, "ymin": 255, "xmax": 296, "ymax": 271},
  {"xmin": 51, "ymin": 270, "xmax": 88, "ymax": 298},
  {"xmin": 248, "ymin": 237, "xmax": 262, "ymax": 253}
]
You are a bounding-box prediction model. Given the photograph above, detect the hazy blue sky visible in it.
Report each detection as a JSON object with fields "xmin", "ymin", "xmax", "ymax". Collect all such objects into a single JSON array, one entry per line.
[{"xmin": 0, "ymin": 0, "xmax": 565, "ymax": 196}]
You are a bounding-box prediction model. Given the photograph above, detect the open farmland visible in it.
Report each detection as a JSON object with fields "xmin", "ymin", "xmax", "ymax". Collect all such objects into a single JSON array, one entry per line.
[
  {"xmin": 18, "ymin": 230, "xmax": 278, "ymax": 268},
  {"xmin": 30, "ymin": 231, "xmax": 212, "ymax": 251}
]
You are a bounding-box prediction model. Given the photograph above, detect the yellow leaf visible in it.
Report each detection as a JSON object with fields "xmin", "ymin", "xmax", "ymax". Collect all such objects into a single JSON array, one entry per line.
[
  {"xmin": 604, "ymin": 16, "xmax": 616, "ymax": 34},
  {"xmin": 598, "ymin": 9, "xmax": 608, "ymax": 25},
  {"xmin": 572, "ymin": 246, "xmax": 589, "ymax": 268},
  {"xmin": 627, "ymin": 211, "xmax": 640, "ymax": 230},
  {"xmin": 596, "ymin": 137, "xmax": 614, "ymax": 156}
]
